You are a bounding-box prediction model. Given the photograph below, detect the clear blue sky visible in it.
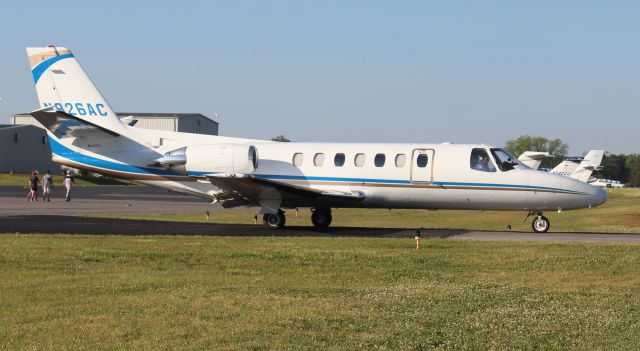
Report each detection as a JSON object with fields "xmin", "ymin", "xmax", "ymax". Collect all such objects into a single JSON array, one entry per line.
[{"xmin": 1, "ymin": 1, "xmax": 638, "ymax": 154}]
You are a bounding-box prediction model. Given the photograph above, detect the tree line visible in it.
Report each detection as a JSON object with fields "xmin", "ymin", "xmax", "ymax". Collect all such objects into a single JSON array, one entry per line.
[{"xmin": 505, "ymin": 135, "xmax": 639, "ymax": 186}]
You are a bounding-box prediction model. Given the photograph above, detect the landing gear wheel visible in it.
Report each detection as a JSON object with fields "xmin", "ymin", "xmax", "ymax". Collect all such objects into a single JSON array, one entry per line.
[
  {"xmin": 263, "ymin": 211, "xmax": 286, "ymax": 229},
  {"xmin": 532, "ymin": 215, "xmax": 550, "ymax": 233},
  {"xmin": 311, "ymin": 208, "xmax": 332, "ymax": 228}
]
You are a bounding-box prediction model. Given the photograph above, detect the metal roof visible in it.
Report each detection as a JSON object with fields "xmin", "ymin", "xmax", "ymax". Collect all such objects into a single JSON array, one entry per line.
[
  {"xmin": 12, "ymin": 112, "xmax": 217, "ymax": 123},
  {"xmin": 116, "ymin": 113, "xmax": 211, "ymax": 119}
]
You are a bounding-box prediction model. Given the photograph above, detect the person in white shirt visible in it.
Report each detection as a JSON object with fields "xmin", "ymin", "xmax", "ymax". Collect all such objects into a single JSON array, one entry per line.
[
  {"xmin": 42, "ymin": 170, "xmax": 53, "ymax": 202},
  {"xmin": 63, "ymin": 171, "xmax": 75, "ymax": 202}
]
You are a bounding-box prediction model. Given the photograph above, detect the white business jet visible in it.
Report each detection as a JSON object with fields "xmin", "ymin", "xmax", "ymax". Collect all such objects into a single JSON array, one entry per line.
[
  {"xmin": 26, "ymin": 46, "xmax": 607, "ymax": 233},
  {"xmin": 550, "ymin": 150, "xmax": 605, "ymax": 183},
  {"xmin": 520, "ymin": 150, "xmax": 606, "ymax": 184}
]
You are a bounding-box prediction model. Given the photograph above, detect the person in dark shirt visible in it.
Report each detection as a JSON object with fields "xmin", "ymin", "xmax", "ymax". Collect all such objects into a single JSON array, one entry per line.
[{"xmin": 28, "ymin": 170, "xmax": 40, "ymax": 202}]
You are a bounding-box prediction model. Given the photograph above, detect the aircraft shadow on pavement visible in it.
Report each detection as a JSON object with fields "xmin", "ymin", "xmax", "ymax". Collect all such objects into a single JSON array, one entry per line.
[{"xmin": 0, "ymin": 215, "xmax": 471, "ymax": 238}]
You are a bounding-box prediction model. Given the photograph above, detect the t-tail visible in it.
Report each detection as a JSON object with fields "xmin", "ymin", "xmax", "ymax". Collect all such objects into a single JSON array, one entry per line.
[
  {"xmin": 26, "ymin": 46, "xmax": 126, "ymax": 135},
  {"xmin": 549, "ymin": 150, "xmax": 605, "ymax": 183},
  {"xmin": 570, "ymin": 150, "xmax": 605, "ymax": 183}
]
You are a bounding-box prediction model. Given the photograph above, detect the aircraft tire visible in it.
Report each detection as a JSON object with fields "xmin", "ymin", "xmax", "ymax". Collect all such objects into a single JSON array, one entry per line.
[
  {"xmin": 311, "ymin": 208, "xmax": 332, "ymax": 228},
  {"xmin": 532, "ymin": 215, "xmax": 550, "ymax": 233},
  {"xmin": 263, "ymin": 212, "xmax": 286, "ymax": 229}
]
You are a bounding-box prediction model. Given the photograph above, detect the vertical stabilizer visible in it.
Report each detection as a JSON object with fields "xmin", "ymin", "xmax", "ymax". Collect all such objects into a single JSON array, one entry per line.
[
  {"xmin": 26, "ymin": 46, "xmax": 125, "ymax": 134},
  {"xmin": 570, "ymin": 150, "xmax": 605, "ymax": 183}
]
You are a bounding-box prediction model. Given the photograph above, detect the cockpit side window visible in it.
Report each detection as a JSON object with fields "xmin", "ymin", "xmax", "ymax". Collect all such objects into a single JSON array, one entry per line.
[
  {"xmin": 470, "ymin": 148, "xmax": 496, "ymax": 172},
  {"xmin": 490, "ymin": 148, "xmax": 520, "ymax": 171}
]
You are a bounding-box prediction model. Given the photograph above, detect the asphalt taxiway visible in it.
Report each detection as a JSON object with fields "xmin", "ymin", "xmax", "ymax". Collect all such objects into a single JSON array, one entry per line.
[{"xmin": 1, "ymin": 186, "xmax": 638, "ymax": 243}]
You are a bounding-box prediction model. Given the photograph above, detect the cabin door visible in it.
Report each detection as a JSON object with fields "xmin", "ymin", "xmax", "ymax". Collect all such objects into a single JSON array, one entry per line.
[{"xmin": 410, "ymin": 149, "xmax": 434, "ymax": 183}]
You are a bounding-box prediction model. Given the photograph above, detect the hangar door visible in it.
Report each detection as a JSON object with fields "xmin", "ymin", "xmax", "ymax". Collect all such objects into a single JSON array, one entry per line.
[{"xmin": 410, "ymin": 149, "xmax": 434, "ymax": 183}]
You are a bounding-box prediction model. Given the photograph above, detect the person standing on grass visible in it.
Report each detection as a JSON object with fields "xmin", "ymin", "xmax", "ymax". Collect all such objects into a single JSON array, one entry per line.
[
  {"xmin": 63, "ymin": 170, "xmax": 75, "ymax": 202},
  {"xmin": 28, "ymin": 170, "xmax": 40, "ymax": 202},
  {"xmin": 42, "ymin": 170, "xmax": 53, "ymax": 202}
]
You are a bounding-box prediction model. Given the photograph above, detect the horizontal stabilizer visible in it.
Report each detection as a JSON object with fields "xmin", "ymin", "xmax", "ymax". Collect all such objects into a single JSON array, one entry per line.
[
  {"xmin": 518, "ymin": 151, "xmax": 550, "ymax": 170},
  {"xmin": 30, "ymin": 107, "xmax": 120, "ymax": 139}
]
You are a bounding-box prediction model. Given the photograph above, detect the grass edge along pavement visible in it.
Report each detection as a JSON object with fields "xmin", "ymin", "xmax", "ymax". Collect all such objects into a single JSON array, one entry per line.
[{"xmin": 1, "ymin": 234, "xmax": 640, "ymax": 350}]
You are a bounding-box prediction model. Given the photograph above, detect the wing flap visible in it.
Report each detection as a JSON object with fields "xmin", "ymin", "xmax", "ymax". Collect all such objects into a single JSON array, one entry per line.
[{"xmin": 206, "ymin": 173, "xmax": 365, "ymax": 208}]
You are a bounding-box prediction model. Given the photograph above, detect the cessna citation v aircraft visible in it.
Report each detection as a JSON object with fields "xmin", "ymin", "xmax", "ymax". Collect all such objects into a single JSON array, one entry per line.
[{"xmin": 26, "ymin": 46, "xmax": 607, "ymax": 233}]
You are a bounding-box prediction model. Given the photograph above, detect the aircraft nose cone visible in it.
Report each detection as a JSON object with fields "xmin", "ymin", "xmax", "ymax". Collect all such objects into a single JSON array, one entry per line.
[{"xmin": 591, "ymin": 186, "xmax": 607, "ymax": 207}]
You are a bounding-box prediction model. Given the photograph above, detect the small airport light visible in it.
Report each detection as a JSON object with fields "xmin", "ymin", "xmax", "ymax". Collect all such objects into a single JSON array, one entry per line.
[
  {"xmin": 295, "ymin": 208, "xmax": 299, "ymax": 217},
  {"xmin": 414, "ymin": 229, "xmax": 422, "ymax": 250},
  {"xmin": 205, "ymin": 210, "xmax": 210, "ymax": 223},
  {"xmin": 253, "ymin": 214, "xmax": 258, "ymax": 224}
]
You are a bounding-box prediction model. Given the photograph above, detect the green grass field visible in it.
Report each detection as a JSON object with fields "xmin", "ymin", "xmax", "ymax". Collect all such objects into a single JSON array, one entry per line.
[
  {"xmin": 0, "ymin": 172, "xmax": 134, "ymax": 186},
  {"xmin": 1, "ymin": 235, "xmax": 640, "ymax": 350},
  {"xmin": 95, "ymin": 188, "xmax": 640, "ymax": 233}
]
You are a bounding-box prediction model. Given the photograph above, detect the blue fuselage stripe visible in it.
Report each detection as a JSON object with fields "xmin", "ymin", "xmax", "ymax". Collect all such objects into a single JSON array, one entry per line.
[
  {"xmin": 49, "ymin": 137, "xmax": 183, "ymax": 176},
  {"xmin": 253, "ymin": 173, "xmax": 411, "ymax": 184}
]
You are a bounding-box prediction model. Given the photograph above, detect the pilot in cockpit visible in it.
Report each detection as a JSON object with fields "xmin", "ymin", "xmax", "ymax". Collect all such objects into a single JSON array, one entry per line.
[
  {"xmin": 471, "ymin": 149, "xmax": 496, "ymax": 172},
  {"xmin": 483, "ymin": 155, "xmax": 497, "ymax": 171}
]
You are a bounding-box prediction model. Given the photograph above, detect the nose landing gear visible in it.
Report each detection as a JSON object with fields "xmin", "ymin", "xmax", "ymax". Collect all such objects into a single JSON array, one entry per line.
[
  {"xmin": 525, "ymin": 211, "xmax": 550, "ymax": 233},
  {"xmin": 532, "ymin": 215, "xmax": 550, "ymax": 233}
]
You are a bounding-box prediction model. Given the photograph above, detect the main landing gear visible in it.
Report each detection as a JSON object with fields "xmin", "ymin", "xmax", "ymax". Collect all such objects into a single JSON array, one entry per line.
[
  {"xmin": 263, "ymin": 211, "xmax": 286, "ymax": 229},
  {"xmin": 311, "ymin": 207, "xmax": 332, "ymax": 228},
  {"xmin": 525, "ymin": 211, "xmax": 550, "ymax": 233},
  {"xmin": 262, "ymin": 208, "xmax": 333, "ymax": 229}
]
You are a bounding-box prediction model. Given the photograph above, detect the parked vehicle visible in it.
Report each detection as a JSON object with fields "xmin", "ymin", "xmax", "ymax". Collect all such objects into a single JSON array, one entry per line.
[{"xmin": 591, "ymin": 179, "xmax": 626, "ymax": 188}]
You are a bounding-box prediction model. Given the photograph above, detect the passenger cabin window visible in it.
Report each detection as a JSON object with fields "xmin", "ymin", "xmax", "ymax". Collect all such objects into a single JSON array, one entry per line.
[
  {"xmin": 470, "ymin": 148, "xmax": 496, "ymax": 172},
  {"xmin": 354, "ymin": 153, "xmax": 366, "ymax": 167},
  {"xmin": 313, "ymin": 153, "xmax": 325, "ymax": 167},
  {"xmin": 374, "ymin": 154, "xmax": 386, "ymax": 167},
  {"xmin": 416, "ymin": 154, "xmax": 428, "ymax": 168},
  {"xmin": 334, "ymin": 153, "xmax": 345, "ymax": 167},
  {"xmin": 292, "ymin": 153, "xmax": 304, "ymax": 166},
  {"xmin": 490, "ymin": 148, "xmax": 520, "ymax": 171},
  {"xmin": 395, "ymin": 154, "xmax": 406, "ymax": 167}
]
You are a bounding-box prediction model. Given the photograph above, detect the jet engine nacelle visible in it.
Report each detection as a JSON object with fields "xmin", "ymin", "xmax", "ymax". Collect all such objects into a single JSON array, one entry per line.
[
  {"xmin": 156, "ymin": 144, "xmax": 258, "ymax": 174},
  {"xmin": 185, "ymin": 144, "xmax": 258, "ymax": 174}
]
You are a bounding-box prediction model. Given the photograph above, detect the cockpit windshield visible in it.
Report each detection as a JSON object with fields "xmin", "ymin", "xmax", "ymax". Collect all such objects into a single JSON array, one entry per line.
[{"xmin": 490, "ymin": 148, "xmax": 520, "ymax": 171}]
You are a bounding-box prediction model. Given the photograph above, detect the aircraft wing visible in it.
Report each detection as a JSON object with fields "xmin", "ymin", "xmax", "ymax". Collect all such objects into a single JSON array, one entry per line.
[
  {"xmin": 30, "ymin": 107, "xmax": 120, "ymax": 139},
  {"xmin": 205, "ymin": 173, "xmax": 365, "ymax": 210}
]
